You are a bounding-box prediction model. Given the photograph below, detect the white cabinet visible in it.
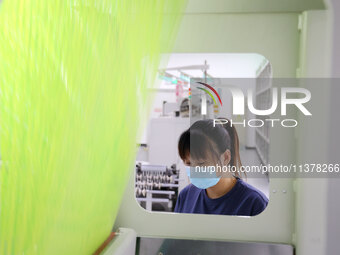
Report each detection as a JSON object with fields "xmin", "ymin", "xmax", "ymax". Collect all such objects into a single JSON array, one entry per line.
[{"xmin": 147, "ymin": 117, "xmax": 190, "ymax": 166}]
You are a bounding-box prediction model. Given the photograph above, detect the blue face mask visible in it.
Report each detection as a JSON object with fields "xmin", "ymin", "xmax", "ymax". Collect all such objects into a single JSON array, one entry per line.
[{"xmin": 185, "ymin": 166, "xmax": 221, "ymax": 189}]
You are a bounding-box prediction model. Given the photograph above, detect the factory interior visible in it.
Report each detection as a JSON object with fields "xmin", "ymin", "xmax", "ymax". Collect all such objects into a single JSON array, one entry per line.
[
  {"xmin": 135, "ymin": 53, "xmax": 272, "ymax": 212},
  {"xmin": 1, "ymin": 0, "xmax": 340, "ymax": 255}
]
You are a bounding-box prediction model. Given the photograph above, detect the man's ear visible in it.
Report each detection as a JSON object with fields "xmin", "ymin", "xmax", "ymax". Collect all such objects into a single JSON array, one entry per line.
[{"xmin": 222, "ymin": 149, "xmax": 231, "ymax": 165}]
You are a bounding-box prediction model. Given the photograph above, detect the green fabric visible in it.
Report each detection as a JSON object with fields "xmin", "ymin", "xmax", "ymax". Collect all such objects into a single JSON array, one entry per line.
[{"xmin": 0, "ymin": 0, "xmax": 187, "ymax": 254}]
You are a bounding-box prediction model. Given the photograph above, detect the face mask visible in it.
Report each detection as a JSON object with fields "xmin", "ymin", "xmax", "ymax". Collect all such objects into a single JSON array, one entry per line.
[{"xmin": 185, "ymin": 166, "xmax": 221, "ymax": 189}]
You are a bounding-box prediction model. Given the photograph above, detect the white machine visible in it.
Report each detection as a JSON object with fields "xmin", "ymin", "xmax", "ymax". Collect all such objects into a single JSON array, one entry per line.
[
  {"xmin": 99, "ymin": 0, "xmax": 340, "ymax": 254},
  {"xmin": 135, "ymin": 163, "xmax": 180, "ymax": 212}
]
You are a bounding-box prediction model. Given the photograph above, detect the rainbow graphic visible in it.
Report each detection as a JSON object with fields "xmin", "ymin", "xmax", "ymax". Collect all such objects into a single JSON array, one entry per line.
[{"xmin": 197, "ymin": 82, "xmax": 223, "ymax": 106}]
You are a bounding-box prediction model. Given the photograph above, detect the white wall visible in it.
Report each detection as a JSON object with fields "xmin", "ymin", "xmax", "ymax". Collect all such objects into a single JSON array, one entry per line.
[
  {"xmin": 295, "ymin": 9, "xmax": 333, "ymax": 255},
  {"xmin": 326, "ymin": 1, "xmax": 340, "ymax": 255}
]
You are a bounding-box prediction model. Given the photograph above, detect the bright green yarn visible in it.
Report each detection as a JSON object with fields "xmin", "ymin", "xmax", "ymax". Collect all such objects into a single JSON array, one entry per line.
[{"xmin": 0, "ymin": 0, "xmax": 186, "ymax": 254}]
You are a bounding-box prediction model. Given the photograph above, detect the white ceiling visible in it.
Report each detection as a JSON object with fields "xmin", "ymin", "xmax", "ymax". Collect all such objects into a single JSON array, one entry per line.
[{"xmin": 160, "ymin": 53, "xmax": 266, "ymax": 79}]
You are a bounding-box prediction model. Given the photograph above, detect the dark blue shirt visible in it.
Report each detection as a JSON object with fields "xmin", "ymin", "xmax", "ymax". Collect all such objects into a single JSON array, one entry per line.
[{"xmin": 174, "ymin": 178, "xmax": 268, "ymax": 216}]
